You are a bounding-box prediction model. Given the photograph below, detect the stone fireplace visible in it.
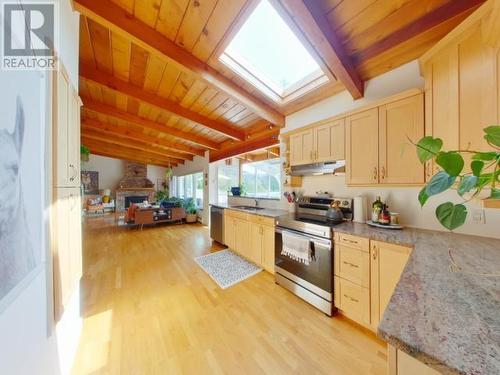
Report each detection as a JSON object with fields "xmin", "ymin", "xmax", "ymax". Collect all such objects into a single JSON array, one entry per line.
[{"xmin": 115, "ymin": 162, "xmax": 156, "ymax": 210}]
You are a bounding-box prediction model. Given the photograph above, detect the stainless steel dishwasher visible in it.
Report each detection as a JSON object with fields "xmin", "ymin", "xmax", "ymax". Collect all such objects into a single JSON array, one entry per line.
[{"xmin": 210, "ymin": 206, "xmax": 224, "ymax": 244}]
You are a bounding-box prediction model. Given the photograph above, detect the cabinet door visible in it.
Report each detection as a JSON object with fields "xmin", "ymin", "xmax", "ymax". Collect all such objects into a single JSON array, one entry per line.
[
  {"xmin": 346, "ymin": 108, "xmax": 379, "ymax": 185},
  {"xmin": 379, "ymin": 94, "xmax": 424, "ymax": 184},
  {"xmin": 261, "ymin": 225, "xmax": 275, "ymax": 273},
  {"xmin": 67, "ymin": 90, "xmax": 81, "ymax": 186},
  {"xmin": 313, "ymin": 119, "xmax": 345, "ymax": 162},
  {"xmin": 330, "ymin": 119, "xmax": 345, "ymax": 161},
  {"xmin": 290, "ymin": 129, "xmax": 314, "ymax": 166},
  {"xmin": 54, "ymin": 68, "xmax": 70, "ymax": 187},
  {"xmin": 234, "ymin": 218, "xmax": 250, "ymax": 257},
  {"xmin": 249, "ymin": 224, "xmax": 263, "ymax": 265},
  {"xmin": 224, "ymin": 214, "xmax": 234, "ymax": 249},
  {"xmin": 53, "ymin": 187, "xmax": 82, "ymax": 321},
  {"xmin": 370, "ymin": 241, "xmax": 411, "ymax": 329}
]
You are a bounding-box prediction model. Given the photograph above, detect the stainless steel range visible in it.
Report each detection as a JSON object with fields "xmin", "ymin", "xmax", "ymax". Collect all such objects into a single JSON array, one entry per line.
[{"xmin": 274, "ymin": 196, "xmax": 353, "ymax": 316}]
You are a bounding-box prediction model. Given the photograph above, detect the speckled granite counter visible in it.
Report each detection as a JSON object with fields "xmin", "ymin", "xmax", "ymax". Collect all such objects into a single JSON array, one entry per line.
[
  {"xmin": 210, "ymin": 203, "xmax": 288, "ymax": 218},
  {"xmin": 333, "ymin": 222, "xmax": 500, "ymax": 375}
]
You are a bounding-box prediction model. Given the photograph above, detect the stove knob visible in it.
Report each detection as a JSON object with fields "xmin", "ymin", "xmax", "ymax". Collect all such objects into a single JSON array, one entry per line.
[{"xmin": 342, "ymin": 200, "xmax": 349, "ymax": 206}]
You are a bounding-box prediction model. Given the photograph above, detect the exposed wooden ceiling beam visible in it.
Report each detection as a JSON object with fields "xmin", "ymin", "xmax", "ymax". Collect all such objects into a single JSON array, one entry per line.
[
  {"xmin": 89, "ymin": 149, "xmax": 173, "ymax": 168},
  {"xmin": 81, "ymin": 129, "xmax": 188, "ymax": 163},
  {"xmin": 353, "ymin": 0, "xmax": 486, "ymax": 62},
  {"xmin": 280, "ymin": 0, "xmax": 364, "ymax": 99},
  {"xmin": 74, "ymin": 0, "xmax": 285, "ymax": 127},
  {"xmin": 83, "ymin": 139, "xmax": 179, "ymax": 167},
  {"xmin": 82, "ymin": 98, "xmax": 221, "ymax": 150},
  {"xmin": 82, "ymin": 117, "xmax": 205, "ymax": 157},
  {"xmin": 80, "ymin": 64, "xmax": 246, "ymax": 141},
  {"xmin": 209, "ymin": 129, "xmax": 280, "ymax": 163}
]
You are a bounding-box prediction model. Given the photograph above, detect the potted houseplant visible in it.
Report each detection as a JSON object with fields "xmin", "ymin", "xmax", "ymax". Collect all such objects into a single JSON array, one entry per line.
[
  {"xmin": 183, "ymin": 197, "xmax": 198, "ymax": 223},
  {"xmin": 413, "ymin": 125, "xmax": 500, "ymax": 230},
  {"xmin": 81, "ymin": 145, "xmax": 90, "ymax": 163}
]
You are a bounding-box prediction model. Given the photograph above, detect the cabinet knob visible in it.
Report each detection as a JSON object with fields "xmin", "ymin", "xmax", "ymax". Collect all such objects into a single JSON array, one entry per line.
[
  {"xmin": 372, "ymin": 246, "xmax": 378, "ymax": 260},
  {"xmin": 381, "ymin": 166, "xmax": 386, "ymax": 179},
  {"xmin": 373, "ymin": 167, "xmax": 378, "ymax": 180}
]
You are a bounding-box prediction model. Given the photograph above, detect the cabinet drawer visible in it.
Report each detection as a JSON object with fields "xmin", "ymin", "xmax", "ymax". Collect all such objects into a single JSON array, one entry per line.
[
  {"xmin": 334, "ymin": 244, "xmax": 369, "ymax": 288},
  {"xmin": 335, "ymin": 233, "xmax": 369, "ymax": 252},
  {"xmin": 335, "ymin": 277, "xmax": 370, "ymax": 326},
  {"xmin": 225, "ymin": 209, "xmax": 248, "ymax": 220},
  {"xmin": 248, "ymin": 214, "xmax": 275, "ymax": 227}
]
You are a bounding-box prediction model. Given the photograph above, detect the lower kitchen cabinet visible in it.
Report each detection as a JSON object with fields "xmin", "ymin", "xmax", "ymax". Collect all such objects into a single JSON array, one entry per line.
[
  {"xmin": 224, "ymin": 209, "xmax": 275, "ymax": 273},
  {"xmin": 370, "ymin": 241, "xmax": 412, "ymax": 330},
  {"xmin": 334, "ymin": 276, "xmax": 370, "ymax": 326},
  {"xmin": 389, "ymin": 345, "xmax": 441, "ymax": 375}
]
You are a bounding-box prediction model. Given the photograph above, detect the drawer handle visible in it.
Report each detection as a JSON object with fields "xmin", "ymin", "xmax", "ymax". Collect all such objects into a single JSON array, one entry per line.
[
  {"xmin": 343, "ymin": 294, "xmax": 359, "ymax": 303},
  {"xmin": 343, "ymin": 261, "xmax": 359, "ymax": 268},
  {"xmin": 343, "ymin": 238, "xmax": 358, "ymax": 244}
]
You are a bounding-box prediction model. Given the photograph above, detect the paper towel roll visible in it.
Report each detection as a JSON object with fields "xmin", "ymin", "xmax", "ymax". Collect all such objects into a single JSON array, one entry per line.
[{"xmin": 353, "ymin": 196, "xmax": 368, "ymax": 223}]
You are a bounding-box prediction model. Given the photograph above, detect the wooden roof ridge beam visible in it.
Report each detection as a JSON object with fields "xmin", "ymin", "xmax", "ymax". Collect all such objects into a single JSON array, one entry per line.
[
  {"xmin": 280, "ymin": 0, "xmax": 364, "ymax": 99},
  {"xmin": 82, "ymin": 98, "xmax": 221, "ymax": 150},
  {"xmin": 74, "ymin": 0, "xmax": 285, "ymax": 127},
  {"xmin": 81, "ymin": 117, "xmax": 203, "ymax": 157},
  {"xmin": 354, "ymin": 0, "xmax": 486, "ymax": 62},
  {"xmin": 81, "ymin": 129, "xmax": 188, "ymax": 163},
  {"xmin": 80, "ymin": 63, "xmax": 246, "ymax": 141},
  {"xmin": 82, "ymin": 138, "xmax": 181, "ymax": 165},
  {"xmin": 89, "ymin": 149, "xmax": 174, "ymax": 168}
]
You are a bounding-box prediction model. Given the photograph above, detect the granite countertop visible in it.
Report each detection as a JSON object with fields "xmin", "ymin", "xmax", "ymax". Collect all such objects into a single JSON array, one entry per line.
[
  {"xmin": 210, "ymin": 203, "xmax": 288, "ymax": 218},
  {"xmin": 333, "ymin": 222, "xmax": 500, "ymax": 375}
]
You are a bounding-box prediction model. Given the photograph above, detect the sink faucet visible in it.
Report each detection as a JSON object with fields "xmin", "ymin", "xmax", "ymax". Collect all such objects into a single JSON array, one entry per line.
[{"xmin": 255, "ymin": 199, "xmax": 259, "ymax": 208}]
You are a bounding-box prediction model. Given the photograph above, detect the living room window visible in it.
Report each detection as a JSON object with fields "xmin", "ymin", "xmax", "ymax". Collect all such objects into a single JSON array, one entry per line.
[
  {"xmin": 176, "ymin": 172, "xmax": 204, "ymax": 208},
  {"xmin": 241, "ymin": 158, "xmax": 281, "ymax": 199}
]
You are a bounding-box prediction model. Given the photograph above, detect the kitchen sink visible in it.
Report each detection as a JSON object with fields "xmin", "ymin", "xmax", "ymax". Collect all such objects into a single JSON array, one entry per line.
[{"xmin": 231, "ymin": 205, "xmax": 265, "ymax": 211}]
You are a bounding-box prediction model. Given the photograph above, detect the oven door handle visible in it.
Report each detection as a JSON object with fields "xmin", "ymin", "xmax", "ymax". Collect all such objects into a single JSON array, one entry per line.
[{"xmin": 276, "ymin": 228, "xmax": 332, "ymax": 248}]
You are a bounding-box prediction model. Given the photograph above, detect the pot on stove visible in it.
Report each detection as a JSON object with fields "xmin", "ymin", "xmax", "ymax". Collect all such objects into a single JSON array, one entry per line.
[{"xmin": 326, "ymin": 201, "xmax": 344, "ymax": 222}]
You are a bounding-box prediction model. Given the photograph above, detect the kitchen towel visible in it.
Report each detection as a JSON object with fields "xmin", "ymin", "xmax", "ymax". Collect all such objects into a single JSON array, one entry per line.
[
  {"xmin": 353, "ymin": 196, "xmax": 368, "ymax": 223},
  {"xmin": 281, "ymin": 231, "xmax": 311, "ymax": 265}
]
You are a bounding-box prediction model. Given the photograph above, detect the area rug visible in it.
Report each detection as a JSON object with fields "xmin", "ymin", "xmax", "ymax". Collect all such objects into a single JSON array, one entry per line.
[{"xmin": 195, "ymin": 250, "xmax": 262, "ymax": 289}]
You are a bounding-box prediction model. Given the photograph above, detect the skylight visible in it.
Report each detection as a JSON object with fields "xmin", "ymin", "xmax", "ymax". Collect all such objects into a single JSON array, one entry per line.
[{"xmin": 220, "ymin": 0, "xmax": 328, "ymax": 104}]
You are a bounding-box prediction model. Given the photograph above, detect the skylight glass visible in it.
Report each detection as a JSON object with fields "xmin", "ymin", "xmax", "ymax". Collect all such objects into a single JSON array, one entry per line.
[{"xmin": 221, "ymin": 0, "xmax": 326, "ymax": 101}]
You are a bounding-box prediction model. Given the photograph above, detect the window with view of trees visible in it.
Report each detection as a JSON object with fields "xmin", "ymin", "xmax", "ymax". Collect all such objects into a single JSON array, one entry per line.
[
  {"xmin": 176, "ymin": 172, "xmax": 204, "ymax": 208},
  {"xmin": 217, "ymin": 164, "xmax": 239, "ymax": 205},
  {"xmin": 241, "ymin": 159, "xmax": 281, "ymax": 199}
]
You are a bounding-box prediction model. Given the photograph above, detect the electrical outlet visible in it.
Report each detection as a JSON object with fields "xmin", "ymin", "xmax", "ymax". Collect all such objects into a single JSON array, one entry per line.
[{"xmin": 471, "ymin": 209, "xmax": 485, "ymax": 224}]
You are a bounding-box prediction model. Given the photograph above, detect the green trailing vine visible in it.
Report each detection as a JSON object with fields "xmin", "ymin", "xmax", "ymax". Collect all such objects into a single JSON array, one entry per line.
[{"xmin": 414, "ymin": 126, "xmax": 500, "ymax": 231}]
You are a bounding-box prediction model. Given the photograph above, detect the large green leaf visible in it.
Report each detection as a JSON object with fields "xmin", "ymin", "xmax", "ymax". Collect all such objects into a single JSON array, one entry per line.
[
  {"xmin": 436, "ymin": 203, "xmax": 467, "ymax": 231},
  {"xmin": 426, "ymin": 171, "xmax": 456, "ymax": 197},
  {"xmin": 491, "ymin": 188, "xmax": 500, "ymax": 199},
  {"xmin": 472, "ymin": 152, "xmax": 498, "ymax": 161},
  {"xmin": 483, "ymin": 126, "xmax": 500, "ymax": 148},
  {"xmin": 436, "ymin": 152, "xmax": 464, "ymax": 176},
  {"xmin": 418, "ymin": 187, "xmax": 429, "ymax": 207},
  {"xmin": 471, "ymin": 160, "xmax": 484, "ymax": 177},
  {"xmin": 416, "ymin": 136, "xmax": 443, "ymax": 163},
  {"xmin": 457, "ymin": 176, "xmax": 478, "ymax": 196}
]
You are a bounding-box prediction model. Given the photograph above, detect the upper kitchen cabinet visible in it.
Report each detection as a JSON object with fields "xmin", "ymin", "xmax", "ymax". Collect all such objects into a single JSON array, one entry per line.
[
  {"xmin": 379, "ymin": 94, "xmax": 424, "ymax": 184},
  {"xmin": 421, "ymin": 1, "xmax": 500, "ymax": 178},
  {"xmin": 290, "ymin": 129, "xmax": 314, "ymax": 166},
  {"xmin": 289, "ymin": 120, "xmax": 345, "ymax": 166},
  {"xmin": 53, "ymin": 65, "xmax": 81, "ymax": 188},
  {"xmin": 314, "ymin": 119, "xmax": 345, "ymax": 162},
  {"xmin": 346, "ymin": 108, "xmax": 379, "ymax": 185},
  {"xmin": 346, "ymin": 91, "xmax": 425, "ymax": 186}
]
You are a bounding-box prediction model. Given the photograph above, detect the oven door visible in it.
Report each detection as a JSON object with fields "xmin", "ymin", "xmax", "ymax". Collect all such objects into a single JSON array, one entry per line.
[{"xmin": 275, "ymin": 227, "xmax": 332, "ymax": 299}]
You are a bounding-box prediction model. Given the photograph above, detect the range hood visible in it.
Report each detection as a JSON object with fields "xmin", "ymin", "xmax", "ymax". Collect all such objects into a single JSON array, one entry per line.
[{"xmin": 290, "ymin": 160, "xmax": 346, "ymax": 176}]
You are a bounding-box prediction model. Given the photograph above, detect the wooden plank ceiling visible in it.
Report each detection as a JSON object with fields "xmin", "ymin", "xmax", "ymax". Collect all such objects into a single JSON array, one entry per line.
[{"xmin": 77, "ymin": 0, "xmax": 483, "ymax": 166}]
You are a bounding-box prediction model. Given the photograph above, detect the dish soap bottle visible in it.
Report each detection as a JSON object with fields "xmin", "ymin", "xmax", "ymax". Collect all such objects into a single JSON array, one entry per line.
[{"xmin": 372, "ymin": 196, "xmax": 383, "ymax": 222}]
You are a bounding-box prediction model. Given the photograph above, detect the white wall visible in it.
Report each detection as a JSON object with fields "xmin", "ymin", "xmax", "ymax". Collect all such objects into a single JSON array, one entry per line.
[
  {"xmin": 0, "ymin": 2, "xmax": 82, "ymax": 374},
  {"xmin": 282, "ymin": 60, "xmax": 500, "ymax": 239},
  {"xmin": 83, "ymin": 154, "xmax": 167, "ymax": 194},
  {"xmin": 172, "ymin": 152, "xmax": 210, "ymax": 224}
]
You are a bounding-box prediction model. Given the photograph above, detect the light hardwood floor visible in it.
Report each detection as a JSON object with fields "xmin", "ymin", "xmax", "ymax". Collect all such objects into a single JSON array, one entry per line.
[{"xmin": 72, "ymin": 215, "xmax": 387, "ymax": 375}]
